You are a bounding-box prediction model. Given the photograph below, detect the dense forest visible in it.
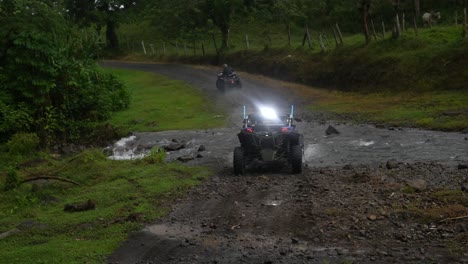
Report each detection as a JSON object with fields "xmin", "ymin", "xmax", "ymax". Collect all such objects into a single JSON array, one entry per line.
[{"xmin": 1, "ymin": 0, "xmax": 467, "ymax": 146}]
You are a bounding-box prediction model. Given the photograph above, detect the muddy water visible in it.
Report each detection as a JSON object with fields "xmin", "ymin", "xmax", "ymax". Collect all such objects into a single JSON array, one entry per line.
[
  {"xmin": 107, "ymin": 121, "xmax": 467, "ymax": 170},
  {"xmin": 300, "ymin": 122, "xmax": 467, "ymax": 167}
]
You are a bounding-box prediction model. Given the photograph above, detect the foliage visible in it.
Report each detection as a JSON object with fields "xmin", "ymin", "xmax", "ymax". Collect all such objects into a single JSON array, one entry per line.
[
  {"xmin": 141, "ymin": 147, "xmax": 166, "ymax": 164},
  {"xmin": 0, "ymin": 0, "xmax": 130, "ymax": 144},
  {"xmin": 4, "ymin": 167, "xmax": 19, "ymax": 191},
  {"xmin": 6, "ymin": 133, "xmax": 40, "ymax": 156}
]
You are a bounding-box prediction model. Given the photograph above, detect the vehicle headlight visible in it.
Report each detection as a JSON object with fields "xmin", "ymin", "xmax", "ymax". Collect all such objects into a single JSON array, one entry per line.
[{"xmin": 259, "ymin": 107, "xmax": 278, "ymax": 120}]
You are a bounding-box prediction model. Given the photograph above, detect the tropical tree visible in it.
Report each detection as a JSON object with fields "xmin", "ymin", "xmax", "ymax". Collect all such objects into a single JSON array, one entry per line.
[
  {"xmin": 271, "ymin": 0, "xmax": 305, "ymax": 46},
  {"xmin": 66, "ymin": 0, "xmax": 146, "ymax": 51},
  {"xmin": 205, "ymin": 0, "xmax": 243, "ymax": 51},
  {"xmin": 0, "ymin": 0, "xmax": 129, "ymax": 144}
]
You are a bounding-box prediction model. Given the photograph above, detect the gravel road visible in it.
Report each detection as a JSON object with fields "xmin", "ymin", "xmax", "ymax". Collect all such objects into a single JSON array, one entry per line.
[{"xmin": 103, "ymin": 61, "xmax": 468, "ymax": 264}]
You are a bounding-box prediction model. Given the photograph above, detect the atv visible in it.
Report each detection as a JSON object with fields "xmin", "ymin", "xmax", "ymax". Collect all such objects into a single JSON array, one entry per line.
[
  {"xmin": 233, "ymin": 106, "xmax": 303, "ymax": 175},
  {"xmin": 216, "ymin": 72, "xmax": 242, "ymax": 92}
]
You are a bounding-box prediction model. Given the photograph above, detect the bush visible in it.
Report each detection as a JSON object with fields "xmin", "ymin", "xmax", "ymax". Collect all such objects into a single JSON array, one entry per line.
[
  {"xmin": 141, "ymin": 148, "xmax": 166, "ymax": 164},
  {"xmin": 7, "ymin": 133, "xmax": 40, "ymax": 156},
  {"xmin": 4, "ymin": 167, "xmax": 19, "ymax": 191}
]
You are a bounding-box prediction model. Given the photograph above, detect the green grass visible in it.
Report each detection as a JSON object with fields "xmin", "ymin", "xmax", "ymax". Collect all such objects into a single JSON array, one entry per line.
[
  {"xmin": 103, "ymin": 68, "xmax": 225, "ymax": 134},
  {"xmin": 0, "ymin": 149, "xmax": 211, "ymax": 263},
  {"xmin": 308, "ymin": 90, "xmax": 468, "ymax": 131}
]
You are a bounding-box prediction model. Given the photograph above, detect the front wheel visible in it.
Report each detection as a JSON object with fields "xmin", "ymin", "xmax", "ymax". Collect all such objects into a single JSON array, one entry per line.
[
  {"xmin": 236, "ymin": 79, "xmax": 242, "ymax": 89},
  {"xmin": 216, "ymin": 79, "xmax": 225, "ymax": 93},
  {"xmin": 233, "ymin": 147, "xmax": 246, "ymax": 175},
  {"xmin": 290, "ymin": 145, "xmax": 302, "ymax": 174}
]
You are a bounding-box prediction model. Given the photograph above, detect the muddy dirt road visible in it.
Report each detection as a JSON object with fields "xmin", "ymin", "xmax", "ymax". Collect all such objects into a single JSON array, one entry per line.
[{"xmin": 103, "ymin": 62, "xmax": 468, "ymax": 263}]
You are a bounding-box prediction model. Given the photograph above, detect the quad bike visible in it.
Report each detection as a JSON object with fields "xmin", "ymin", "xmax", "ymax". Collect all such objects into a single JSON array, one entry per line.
[
  {"xmin": 233, "ymin": 105, "xmax": 303, "ymax": 175},
  {"xmin": 216, "ymin": 72, "xmax": 242, "ymax": 92}
]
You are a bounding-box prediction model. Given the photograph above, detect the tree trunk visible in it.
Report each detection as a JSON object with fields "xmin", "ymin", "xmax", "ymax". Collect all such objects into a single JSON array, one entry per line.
[
  {"xmin": 211, "ymin": 34, "xmax": 218, "ymax": 54},
  {"xmin": 287, "ymin": 23, "xmax": 291, "ymax": 46},
  {"xmin": 414, "ymin": 0, "xmax": 420, "ymax": 17},
  {"xmin": 360, "ymin": 3, "xmax": 371, "ymax": 44},
  {"xmin": 464, "ymin": 1, "xmax": 467, "ymax": 38},
  {"xmin": 220, "ymin": 27, "xmax": 229, "ymax": 51},
  {"xmin": 106, "ymin": 19, "xmax": 119, "ymax": 50}
]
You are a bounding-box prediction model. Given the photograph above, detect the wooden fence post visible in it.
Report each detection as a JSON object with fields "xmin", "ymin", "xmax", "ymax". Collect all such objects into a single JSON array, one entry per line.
[
  {"xmin": 332, "ymin": 27, "xmax": 339, "ymax": 46},
  {"xmin": 141, "ymin": 40, "xmax": 147, "ymax": 54},
  {"xmin": 395, "ymin": 14, "xmax": 402, "ymax": 37},
  {"xmin": 463, "ymin": 7, "xmax": 467, "ymax": 38},
  {"xmin": 335, "ymin": 23, "xmax": 344, "ymax": 45},
  {"xmin": 318, "ymin": 33, "xmax": 325, "ymax": 52},
  {"xmin": 371, "ymin": 19, "xmax": 377, "ymax": 40},
  {"xmin": 402, "ymin": 13, "xmax": 406, "ymax": 31},
  {"xmin": 413, "ymin": 17, "xmax": 419, "ymax": 37},
  {"xmin": 306, "ymin": 24, "xmax": 312, "ymax": 49},
  {"xmin": 323, "ymin": 33, "xmax": 331, "ymax": 49},
  {"xmin": 382, "ymin": 21, "xmax": 386, "ymax": 38}
]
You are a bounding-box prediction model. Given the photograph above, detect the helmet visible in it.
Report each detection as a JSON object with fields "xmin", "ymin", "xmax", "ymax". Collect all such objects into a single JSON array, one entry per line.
[{"xmin": 223, "ymin": 64, "xmax": 228, "ymax": 67}]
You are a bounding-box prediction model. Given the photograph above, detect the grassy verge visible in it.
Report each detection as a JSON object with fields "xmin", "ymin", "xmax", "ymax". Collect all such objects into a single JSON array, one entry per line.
[
  {"xmin": 103, "ymin": 68, "xmax": 225, "ymax": 134},
  {"xmin": 0, "ymin": 150, "xmax": 210, "ymax": 264},
  {"xmin": 308, "ymin": 90, "xmax": 468, "ymax": 131},
  {"xmin": 0, "ymin": 68, "xmax": 225, "ymax": 263}
]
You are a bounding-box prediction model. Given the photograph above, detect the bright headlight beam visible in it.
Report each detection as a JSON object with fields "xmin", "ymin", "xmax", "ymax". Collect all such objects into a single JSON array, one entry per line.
[{"xmin": 260, "ymin": 107, "xmax": 278, "ymax": 120}]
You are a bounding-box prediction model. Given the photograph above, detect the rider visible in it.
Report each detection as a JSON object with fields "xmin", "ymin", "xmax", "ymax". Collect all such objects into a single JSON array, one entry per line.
[{"xmin": 222, "ymin": 64, "xmax": 234, "ymax": 76}]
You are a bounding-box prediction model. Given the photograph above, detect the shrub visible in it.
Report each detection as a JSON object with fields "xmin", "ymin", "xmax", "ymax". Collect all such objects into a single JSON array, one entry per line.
[
  {"xmin": 7, "ymin": 133, "xmax": 40, "ymax": 156},
  {"xmin": 141, "ymin": 148, "xmax": 166, "ymax": 164},
  {"xmin": 4, "ymin": 167, "xmax": 19, "ymax": 191}
]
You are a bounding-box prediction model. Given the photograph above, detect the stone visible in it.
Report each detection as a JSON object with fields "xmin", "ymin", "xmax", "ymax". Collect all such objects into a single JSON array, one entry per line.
[
  {"xmin": 177, "ymin": 155, "xmax": 195, "ymax": 162},
  {"xmin": 406, "ymin": 179, "xmax": 427, "ymax": 191},
  {"xmin": 386, "ymin": 159, "xmax": 399, "ymax": 170},
  {"xmin": 367, "ymin": 214, "xmax": 378, "ymax": 221},
  {"xmin": 198, "ymin": 145, "xmax": 206, "ymax": 152},
  {"xmin": 325, "ymin": 125, "xmax": 340, "ymax": 135},
  {"xmin": 164, "ymin": 143, "xmax": 185, "ymax": 151},
  {"xmin": 64, "ymin": 199, "xmax": 96, "ymax": 212}
]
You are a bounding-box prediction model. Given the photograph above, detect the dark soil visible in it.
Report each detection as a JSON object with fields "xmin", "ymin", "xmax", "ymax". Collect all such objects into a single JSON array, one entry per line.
[{"xmin": 103, "ymin": 62, "xmax": 468, "ymax": 264}]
